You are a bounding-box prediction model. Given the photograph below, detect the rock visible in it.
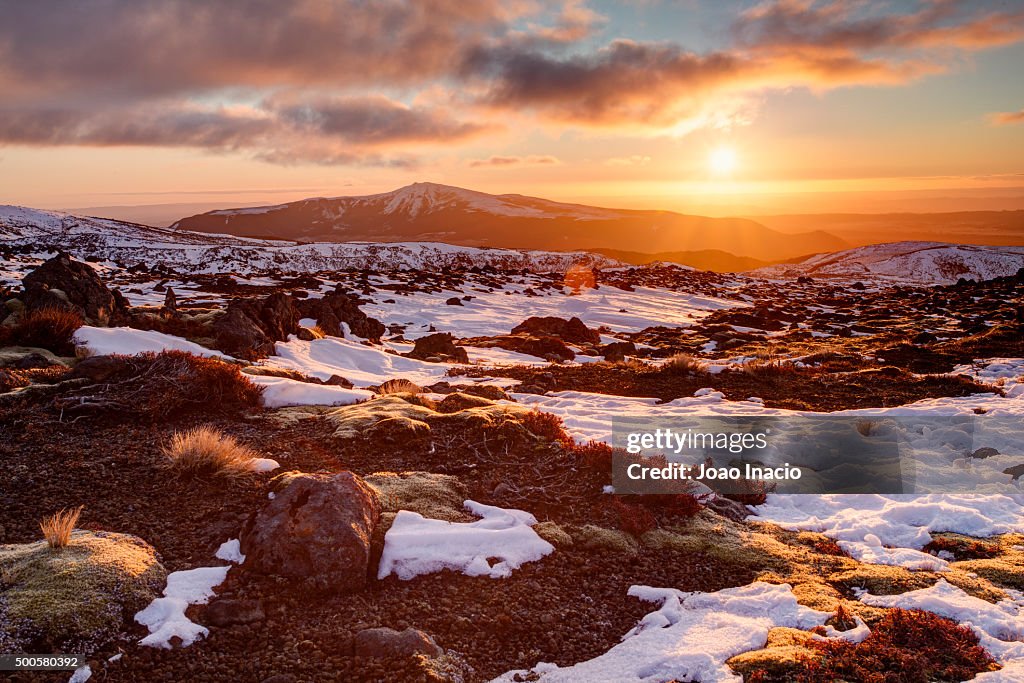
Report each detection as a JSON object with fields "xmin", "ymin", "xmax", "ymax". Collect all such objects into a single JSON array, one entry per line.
[
  {"xmin": 0, "ymin": 531, "xmax": 166, "ymax": 654},
  {"xmin": 451, "ymin": 384, "xmax": 509, "ymax": 401},
  {"xmin": 445, "ymin": 297, "xmax": 463, "ymax": 306},
  {"xmin": 353, "ymin": 627, "xmax": 443, "ymax": 659},
  {"xmin": 204, "ymin": 598, "xmax": 265, "ymax": 627},
  {"xmin": 912, "ymin": 331, "xmax": 937, "ymax": 345},
  {"xmin": 240, "ymin": 471, "xmax": 381, "ymax": 592},
  {"xmin": 463, "ymin": 334, "xmax": 575, "ymax": 361},
  {"xmin": 296, "ymin": 292, "xmax": 385, "ymax": 341},
  {"xmin": 971, "ymin": 447, "xmax": 1000, "ymax": 459},
  {"xmin": 70, "ymin": 354, "xmax": 133, "ymax": 382},
  {"xmin": 213, "ymin": 293, "xmax": 300, "ymax": 359},
  {"xmin": 1003, "ymin": 464, "xmax": 1024, "ymax": 480},
  {"xmin": 324, "ymin": 374, "xmax": 354, "ymax": 388},
  {"xmin": 0, "ymin": 347, "xmax": 67, "ymax": 369},
  {"xmin": 512, "ymin": 316, "xmax": 600, "ymax": 344},
  {"xmin": 600, "ymin": 341, "xmax": 637, "ymax": 362},
  {"xmin": 163, "ymin": 287, "xmax": 177, "ymax": 312},
  {"xmin": 21, "ymin": 254, "xmax": 121, "ymax": 324},
  {"xmin": 404, "ymin": 333, "xmax": 469, "ymax": 364},
  {"xmin": 706, "ymin": 495, "xmax": 750, "ymax": 522}
]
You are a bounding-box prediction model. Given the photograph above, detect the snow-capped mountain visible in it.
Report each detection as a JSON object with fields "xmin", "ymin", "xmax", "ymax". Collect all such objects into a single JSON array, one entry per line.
[
  {"xmin": 0, "ymin": 205, "xmax": 619, "ymax": 274},
  {"xmin": 756, "ymin": 241, "xmax": 1024, "ymax": 284},
  {"xmin": 171, "ymin": 182, "xmax": 846, "ymax": 260}
]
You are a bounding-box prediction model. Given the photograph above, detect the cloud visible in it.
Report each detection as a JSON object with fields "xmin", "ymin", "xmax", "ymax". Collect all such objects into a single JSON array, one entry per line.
[
  {"xmin": 468, "ymin": 154, "xmax": 560, "ymax": 167},
  {"xmin": 0, "ymin": 0, "xmax": 1021, "ymax": 162},
  {"xmin": 989, "ymin": 109, "xmax": 1024, "ymax": 126}
]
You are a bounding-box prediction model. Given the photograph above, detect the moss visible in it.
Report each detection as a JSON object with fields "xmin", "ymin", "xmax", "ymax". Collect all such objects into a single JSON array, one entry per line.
[
  {"xmin": 0, "ymin": 530, "xmax": 166, "ymax": 654},
  {"xmin": 533, "ymin": 522, "xmax": 573, "ymax": 548},
  {"xmin": 365, "ymin": 472, "xmax": 469, "ymax": 522},
  {"xmin": 727, "ymin": 644, "xmax": 817, "ymax": 678},
  {"xmin": 0, "ymin": 347, "xmax": 69, "ymax": 368},
  {"xmin": 571, "ymin": 525, "xmax": 639, "ymax": 554},
  {"xmin": 953, "ymin": 549, "xmax": 1024, "ymax": 591}
]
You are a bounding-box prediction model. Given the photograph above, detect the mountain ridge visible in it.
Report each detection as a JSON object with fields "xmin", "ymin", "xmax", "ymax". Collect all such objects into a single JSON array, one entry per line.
[{"xmin": 171, "ymin": 182, "xmax": 848, "ymax": 260}]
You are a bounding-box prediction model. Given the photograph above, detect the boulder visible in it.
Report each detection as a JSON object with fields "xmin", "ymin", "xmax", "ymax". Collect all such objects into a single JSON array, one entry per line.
[
  {"xmin": 240, "ymin": 471, "xmax": 381, "ymax": 592},
  {"xmin": 600, "ymin": 341, "xmax": 637, "ymax": 362},
  {"xmin": 20, "ymin": 254, "xmax": 121, "ymax": 324},
  {"xmin": 213, "ymin": 293, "xmax": 300, "ymax": 359},
  {"xmin": 353, "ymin": 626, "xmax": 442, "ymax": 659},
  {"xmin": 204, "ymin": 598, "xmax": 265, "ymax": 627},
  {"xmin": 296, "ymin": 292, "xmax": 385, "ymax": 340},
  {"xmin": 404, "ymin": 333, "xmax": 469, "ymax": 364},
  {"xmin": 0, "ymin": 531, "xmax": 166, "ymax": 654},
  {"xmin": 462, "ymin": 334, "xmax": 575, "ymax": 361},
  {"xmin": 512, "ymin": 316, "xmax": 600, "ymax": 344},
  {"xmin": 445, "ymin": 297, "xmax": 463, "ymax": 306}
]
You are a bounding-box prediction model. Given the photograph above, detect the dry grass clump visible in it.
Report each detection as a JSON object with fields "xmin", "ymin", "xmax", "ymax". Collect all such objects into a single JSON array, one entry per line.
[
  {"xmin": 9, "ymin": 307, "xmax": 84, "ymax": 354},
  {"xmin": 160, "ymin": 426, "xmax": 260, "ymax": 479},
  {"xmin": 377, "ymin": 378, "xmax": 423, "ymax": 395},
  {"xmin": 660, "ymin": 352, "xmax": 707, "ymax": 375},
  {"xmin": 40, "ymin": 506, "xmax": 83, "ymax": 549}
]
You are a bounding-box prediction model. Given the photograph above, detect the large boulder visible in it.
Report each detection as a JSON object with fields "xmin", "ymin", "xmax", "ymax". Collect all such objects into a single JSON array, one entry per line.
[
  {"xmin": 239, "ymin": 471, "xmax": 381, "ymax": 592},
  {"xmin": 296, "ymin": 291, "xmax": 385, "ymax": 341},
  {"xmin": 0, "ymin": 531, "xmax": 166, "ymax": 654},
  {"xmin": 461, "ymin": 334, "xmax": 575, "ymax": 361},
  {"xmin": 512, "ymin": 316, "xmax": 600, "ymax": 344},
  {"xmin": 213, "ymin": 292, "xmax": 301, "ymax": 359},
  {"xmin": 404, "ymin": 333, "xmax": 469, "ymax": 364},
  {"xmin": 20, "ymin": 254, "xmax": 121, "ymax": 323},
  {"xmin": 354, "ymin": 627, "xmax": 443, "ymax": 658}
]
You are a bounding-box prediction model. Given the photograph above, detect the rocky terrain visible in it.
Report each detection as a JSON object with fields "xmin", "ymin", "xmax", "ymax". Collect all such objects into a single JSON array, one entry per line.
[{"xmin": 2, "ymin": 217, "xmax": 1024, "ymax": 682}]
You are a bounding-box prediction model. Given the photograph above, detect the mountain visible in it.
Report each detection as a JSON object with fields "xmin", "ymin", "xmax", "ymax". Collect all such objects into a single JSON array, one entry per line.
[
  {"xmin": 755, "ymin": 241, "xmax": 1024, "ymax": 284},
  {"xmin": 0, "ymin": 205, "xmax": 619, "ymax": 274},
  {"xmin": 171, "ymin": 182, "xmax": 847, "ymax": 260},
  {"xmin": 591, "ymin": 248, "xmax": 775, "ymax": 272}
]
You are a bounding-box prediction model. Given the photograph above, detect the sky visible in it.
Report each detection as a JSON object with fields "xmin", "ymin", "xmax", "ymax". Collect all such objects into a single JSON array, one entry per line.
[{"xmin": 1, "ymin": 0, "xmax": 1023, "ymax": 218}]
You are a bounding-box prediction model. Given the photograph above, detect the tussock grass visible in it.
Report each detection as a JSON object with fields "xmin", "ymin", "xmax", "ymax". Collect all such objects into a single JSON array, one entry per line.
[
  {"xmin": 660, "ymin": 352, "xmax": 707, "ymax": 375},
  {"xmin": 160, "ymin": 426, "xmax": 260, "ymax": 479},
  {"xmin": 377, "ymin": 378, "xmax": 423, "ymax": 395},
  {"xmin": 10, "ymin": 307, "xmax": 83, "ymax": 354},
  {"xmin": 40, "ymin": 506, "xmax": 83, "ymax": 549}
]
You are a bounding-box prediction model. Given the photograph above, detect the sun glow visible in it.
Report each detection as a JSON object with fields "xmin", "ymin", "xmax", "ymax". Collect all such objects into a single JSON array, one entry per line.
[{"xmin": 709, "ymin": 146, "xmax": 738, "ymax": 175}]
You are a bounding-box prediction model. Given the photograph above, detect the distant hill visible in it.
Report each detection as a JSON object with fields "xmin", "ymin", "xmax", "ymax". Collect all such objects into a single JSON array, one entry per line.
[
  {"xmin": 590, "ymin": 248, "xmax": 776, "ymax": 272},
  {"xmin": 755, "ymin": 241, "xmax": 1024, "ymax": 284},
  {"xmin": 171, "ymin": 182, "xmax": 847, "ymax": 261}
]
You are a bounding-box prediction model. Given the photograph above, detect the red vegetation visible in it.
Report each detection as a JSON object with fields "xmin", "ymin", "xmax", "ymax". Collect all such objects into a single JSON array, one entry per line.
[
  {"xmin": 923, "ymin": 535, "xmax": 1000, "ymax": 560},
  {"xmin": 55, "ymin": 350, "xmax": 263, "ymax": 420},
  {"xmin": 811, "ymin": 537, "xmax": 847, "ymax": 556},
  {"xmin": 797, "ymin": 608, "xmax": 996, "ymax": 682},
  {"xmin": 8, "ymin": 306, "xmax": 84, "ymax": 354},
  {"xmin": 522, "ymin": 408, "xmax": 574, "ymax": 447},
  {"xmin": 612, "ymin": 498, "xmax": 657, "ymax": 537}
]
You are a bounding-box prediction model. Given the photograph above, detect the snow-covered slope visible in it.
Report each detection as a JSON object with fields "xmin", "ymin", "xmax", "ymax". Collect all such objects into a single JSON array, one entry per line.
[
  {"xmin": 0, "ymin": 205, "xmax": 619, "ymax": 274},
  {"xmin": 756, "ymin": 241, "xmax": 1024, "ymax": 284}
]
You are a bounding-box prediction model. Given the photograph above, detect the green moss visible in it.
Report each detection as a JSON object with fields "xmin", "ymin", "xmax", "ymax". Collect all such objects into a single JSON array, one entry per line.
[
  {"xmin": 365, "ymin": 471, "xmax": 469, "ymax": 522},
  {"xmin": 0, "ymin": 530, "xmax": 166, "ymax": 654}
]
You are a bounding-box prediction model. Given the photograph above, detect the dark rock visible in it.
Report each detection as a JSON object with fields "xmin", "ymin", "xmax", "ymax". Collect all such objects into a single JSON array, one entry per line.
[
  {"xmin": 462, "ymin": 334, "xmax": 575, "ymax": 361},
  {"xmin": 1004, "ymin": 464, "xmax": 1024, "ymax": 480},
  {"xmin": 296, "ymin": 292, "xmax": 385, "ymax": 340},
  {"xmin": 324, "ymin": 374, "xmax": 354, "ymax": 388},
  {"xmin": 163, "ymin": 288, "xmax": 177, "ymax": 312},
  {"xmin": 10, "ymin": 352, "xmax": 60, "ymax": 370},
  {"xmin": 212, "ymin": 293, "xmax": 300, "ymax": 359},
  {"xmin": 21, "ymin": 253, "xmax": 119, "ymax": 323},
  {"xmin": 436, "ymin": 392, "xmax": 493, "ymax": 413},
  {"xmin": 971, "ymin": 447, "xmax": 1000, "ymax": 459},
  {"xmin": 353, "ymin": 627, "xmax": 443, "ymax": 659},
  {"xmin": 240, "ymin": 471, "xmax": 381, "ymax": 592},
  {"xmin": 451, "ymin": 384, "xmax": 510, "ymax": 401},
  {"xmin": 512, "ymin": 316, "xmax": 600, "ymax": 344},
  {"xmin": 205, "ymin": 599, "xmax": 265, "ymax": 627},
  {"xmin": 797, "ymin": 276, "xmax": 814, "ymax": 284},
  {"xmin": 404, "ymin": 333, "xmax": 469, "ymax": 364},
  {"xmin": 600, "ymin": 341, "xmax": 637, "ymax": 362},
  {"xmin": 445, "ymin": 297, "xmax": 463, "ymax": 306},
  {"xmin": 70, "ymin": 354, "xmax": 132, "ymax": 382},
  {"xmin": 296, "ymin": 327, "xmax": 319, "ymax": 341},
  {"xmin": 706, "ymin": 496, "xmax": 749, "ymax": 522}
]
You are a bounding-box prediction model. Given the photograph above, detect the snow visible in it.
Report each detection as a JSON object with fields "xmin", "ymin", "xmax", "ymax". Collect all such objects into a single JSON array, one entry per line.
[
  {"xmin": 248, "ymin": 457, "xmax": 281, "ymax": 473},
  {"xmin": 73, "ymin": 326, "xmax": 232, "ymax": 359},
  {"xmin": 215, "ymin": 538, "xmax": 246, "ymax": 564},
  {"xmin": 756, "ymin": 241, "xmax": 1024, "ymax": 285},
  {"xmin": 135, "ymin": 565, "xmax": 230, "ymax": 649},
  {"xmin": 249, "ymin": 374, "xmax": 374, "ymax": 408},
  {"xmin": 378, "ymin": 500, "xmax": 554, "ymax": 581},
  {"xmin": 492, "ymin": 582, "xmax": 830, "ymax": 683},
  {"xmin": 68, "ymin": 665, "xmax": 91, "ymax": 683}
]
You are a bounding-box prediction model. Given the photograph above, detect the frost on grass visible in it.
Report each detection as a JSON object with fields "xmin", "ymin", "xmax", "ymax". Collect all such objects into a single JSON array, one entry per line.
[
  {"xmin": 492, "ymin": 582, "xmax": 829, "ymax": 683},
  {"xmin": 135, "ymin": 565, "xmax": 230, "ymax": 649},
  {"xmin": 377, "ymin": 500, "xmax": 554, "ymax": 580}
]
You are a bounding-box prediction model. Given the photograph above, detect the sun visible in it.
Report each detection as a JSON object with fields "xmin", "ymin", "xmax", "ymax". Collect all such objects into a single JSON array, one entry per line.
[{"xmin": 709, "ymin": 146, "xmax": 738, "ymax": 175}]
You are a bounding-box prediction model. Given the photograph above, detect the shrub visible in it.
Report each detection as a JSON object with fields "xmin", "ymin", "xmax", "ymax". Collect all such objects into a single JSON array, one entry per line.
[
  {"xmin": 924, "ymin": 535, "xmax": 1000, "ymax": 560},
  {"xmin": 522, "ymin": 408, "xmax": 574, "ymax": 447},
  {"xmin": 797, "ymin": 608, "xmax": 995, "ymax": 682},
  {"xmin": 571, "ymin": 440, "xmax": 615, "ymax": 472},
  {"xmin": 724, "ymin": 478, "xmax": 775, "ymax": 506},
  {"xmin": 56, "ymin": 350, "xmax": 263, "ymax": 419},
  {"xmin": 612, "ymin": 498, "xmax": 657, "ymax": 537},
  {"xmin": 0, "ymin": 368, "xmax": 31, "ymax": 393},
  {"xmin": 9, "ymin": 307, "xmax": 83, "ymax": 354},
  {"xmin": 661, "ymin": 353, "xmax": 707, "ymax": 375},
  {"xmin": 812, "ymin": 537, "xmax": 847, "ymax": 557},
  {"xmin": 160, "ymin": 426, "xmax": 260, "ymax": 479},
  {"xmin": 40, "ymin": 506, "xmax": 83, "ymax": 549}
]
